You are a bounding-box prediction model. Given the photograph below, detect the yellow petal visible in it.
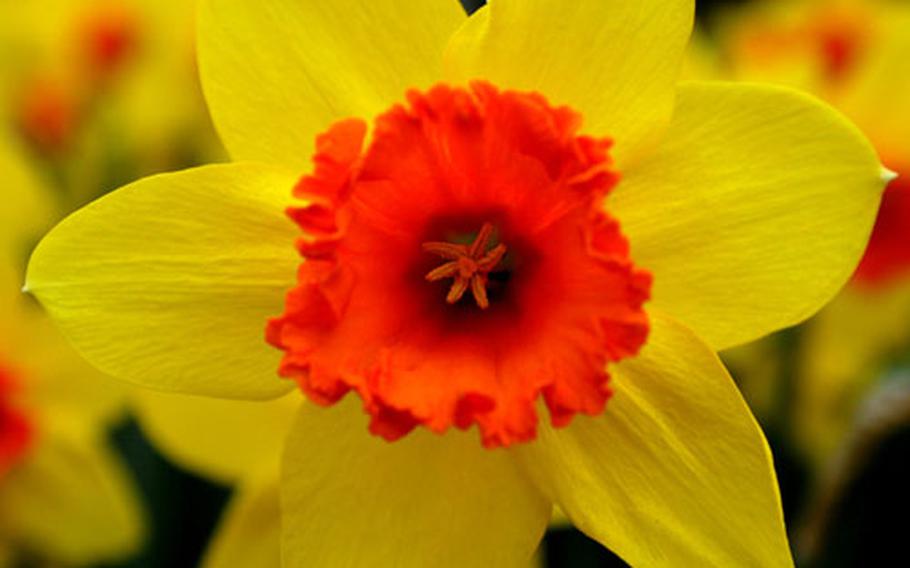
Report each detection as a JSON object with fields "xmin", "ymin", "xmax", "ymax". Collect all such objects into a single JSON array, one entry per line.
[
  {"xmin": 133, "ymin": 389, "xmax": 298, "ymax": 484},
  {"xmin": 797, "ymin": 281, "xmax": 910, "ymax": 466},
  {"xmin": 614, "ymin": 81, "xmax": 885, "ymax": 350},
  {"xmin": 26, "ymin": 163, "xmax": 299, "ymax": 399},
  {"xmin": 516, "ymin": 312, "xmax": 792, "ymax": 567},
  {"xmin": 281, "ymin": 399, "xmax": 550, "ymax": 568},
  {"xmin": 444, "ymin": 0, "xmax": 694, "ymax": 166},
  {"xmin": 0, "ymin": 416, "xmax": 144, "ymax": 565},
  {"xmin": 198, "ymin": 0, "xmax": 465, "ymax": 170},
  {"xmin": 201, "ymin": 469, "xmax": 281, "ymax": 568}
]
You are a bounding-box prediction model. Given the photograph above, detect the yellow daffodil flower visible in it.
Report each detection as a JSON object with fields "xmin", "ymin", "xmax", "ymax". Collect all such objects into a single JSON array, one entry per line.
[
  {"xmin": 0, "ymin": 131, "xmax": 142, "ymax": 566},
  {"xmin": 715, "ymin": 0, "xmax": 910, "ymax": 469},
  {"xmin": 25, "ymin": 0, "xmax": 889, "ymax": 565}
]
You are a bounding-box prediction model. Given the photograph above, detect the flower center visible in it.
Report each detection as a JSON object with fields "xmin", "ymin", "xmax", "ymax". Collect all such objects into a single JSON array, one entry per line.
[
  {"xmin": 268, "ymin": 82, "xmax": 651, "ymax": 447},
  {"xmin": 423, "ymin": 222, "xmax": 507, "ymax": 309}
]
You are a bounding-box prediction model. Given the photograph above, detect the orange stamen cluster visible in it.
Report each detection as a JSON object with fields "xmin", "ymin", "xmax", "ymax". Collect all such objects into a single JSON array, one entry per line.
[
  {"xmin": 268, "ymin": 82, "xmax": 651, "ymax": 447},
  {"xmin": 422, "ymin": 223, "xmax": 507, "ymax": 309}
]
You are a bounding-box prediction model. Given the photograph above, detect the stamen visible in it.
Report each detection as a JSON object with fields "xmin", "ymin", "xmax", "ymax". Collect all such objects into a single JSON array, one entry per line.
[
  {"xmin": 447, "ymin": 277, "xmax": 471, "ymax": 304},
  {"xmin": 478, "ymin": 244, "xmax": 507, "ymax": 271},
  {"xmin": 468, "ymin": 223, "xmax": 494, "ymax": 257},
  {"xmin": 470, "ymin": 275, "xmax": 490, "ymax": 309},
  {"xmin": 426, "ymin": 261, "xmax": 461, "ymax": 282},
  {"xmin": 422, "ymin": 242, "xmax": 469, "ymax": 260},
  {"xmin": 422, "ymin": 222, "xmax": 506, "ymax": 309}
]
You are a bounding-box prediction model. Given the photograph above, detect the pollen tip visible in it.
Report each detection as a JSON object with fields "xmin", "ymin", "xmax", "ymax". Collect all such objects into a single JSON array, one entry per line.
[{"xmin": 882, "ymin": 167, "xmax": 899, "ymax": 183}]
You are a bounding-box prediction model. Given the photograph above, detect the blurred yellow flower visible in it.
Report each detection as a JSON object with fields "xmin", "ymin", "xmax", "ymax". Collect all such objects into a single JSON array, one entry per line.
[
  {"xmin": 0, "ymin": 131, "xmax": 142, "ymax": 566},
  {"xmin": 0, "ymin": 0, "xmax": 221, "ymax": 206},
  {"xmin": 718, "ymin": 0, "xmax": 876, "ymax": 95},
  {"xmin": 25, "ymin": 0, "xmax": 889, "ymax": 566}
]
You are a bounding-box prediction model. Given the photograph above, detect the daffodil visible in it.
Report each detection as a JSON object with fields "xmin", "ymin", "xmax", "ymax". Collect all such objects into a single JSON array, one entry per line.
[
  {"xmin": 0, "ymin": 130, "xmax": 142, "ymax": 566},
  {"xmin": 25, "ymin": 0, "xmax": 890, "ymax": 565},
  {"xmin": 715, "ymin": 0, "xmax": 910, "ymax": 468},
  {"xmin": 0, "ymin": 0, "xmax": 220, "ymax": 205}
]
